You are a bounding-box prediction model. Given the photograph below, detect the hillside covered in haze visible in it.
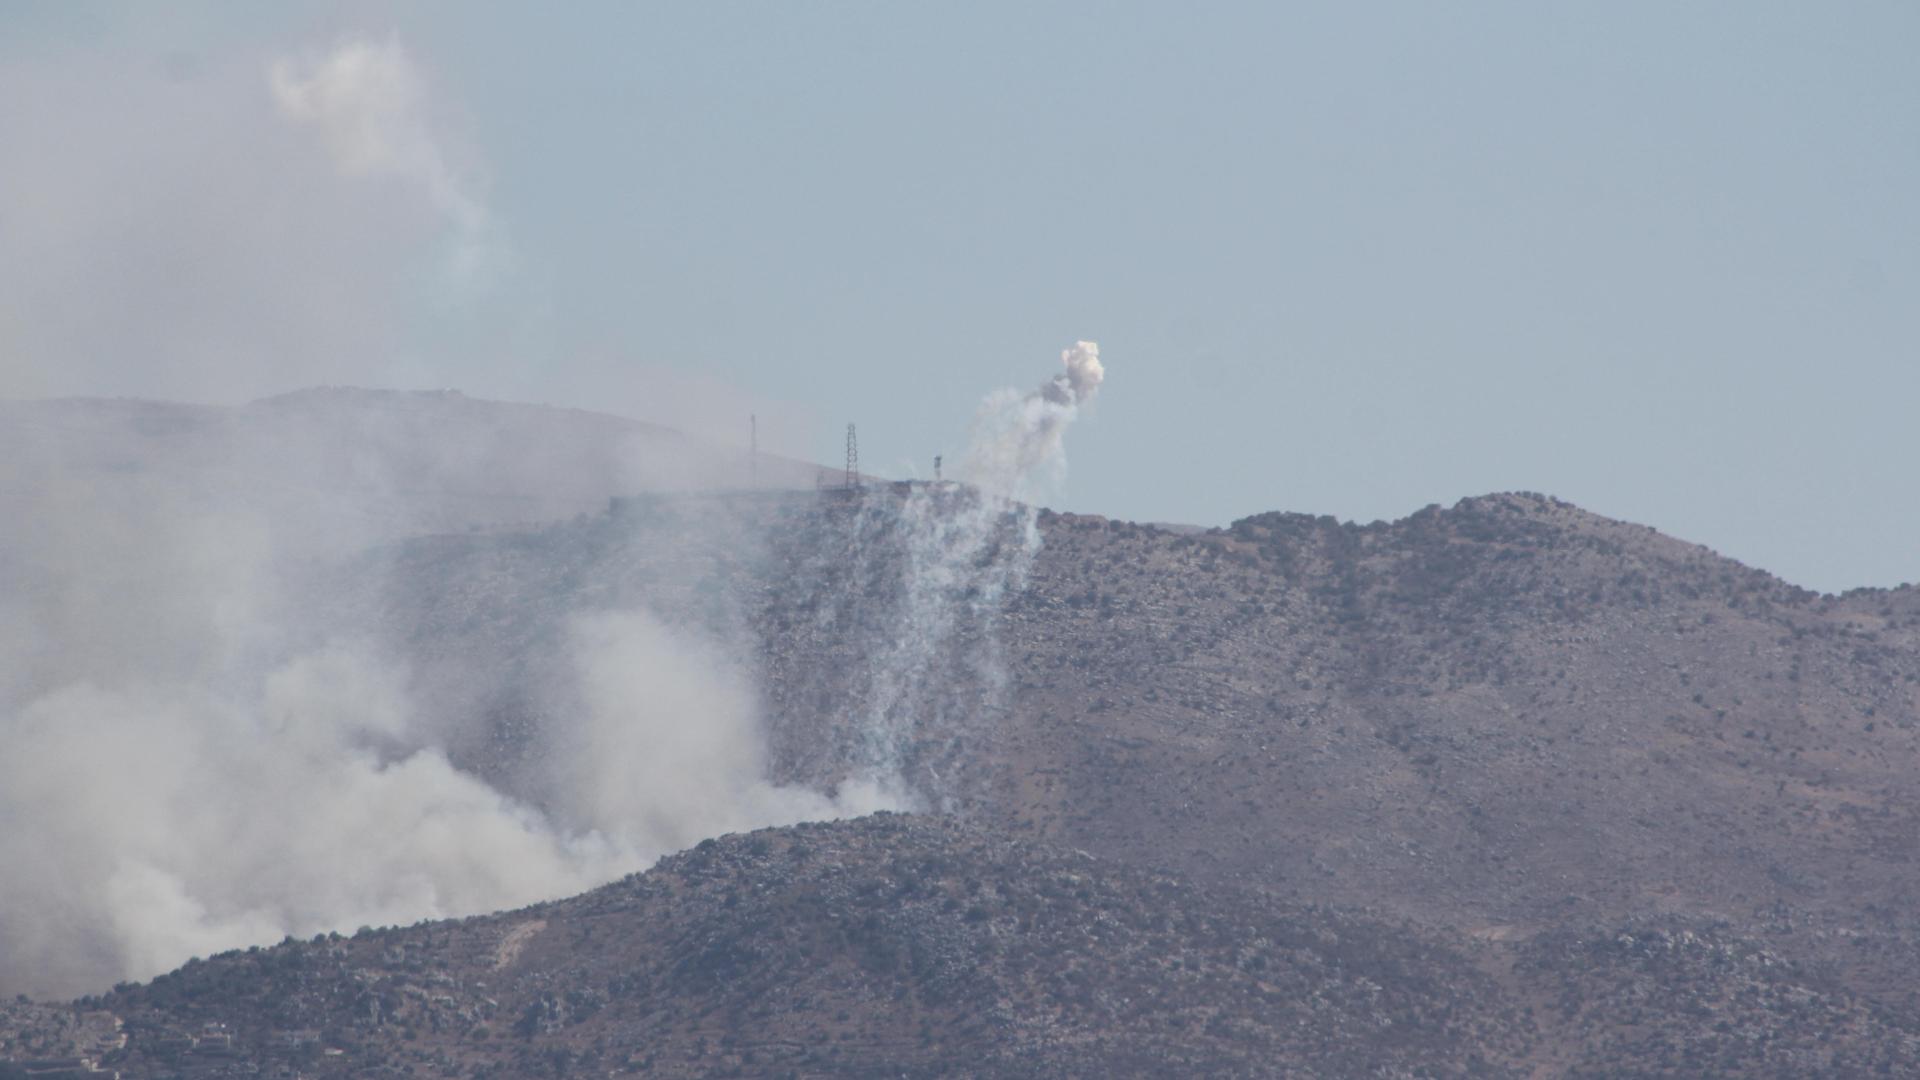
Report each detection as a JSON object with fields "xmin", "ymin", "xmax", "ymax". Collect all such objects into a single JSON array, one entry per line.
[{"xmin": 6, "ymin": 391, "xmax": 1920, "ymax": 1076}]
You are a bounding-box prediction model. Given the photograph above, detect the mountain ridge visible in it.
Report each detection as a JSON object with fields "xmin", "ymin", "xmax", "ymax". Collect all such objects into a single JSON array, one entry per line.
[
  {"xmin": 7, "ymin": 394, "xmax": 1920, "ymax": 1075},
  {"xmin": 341, "ymin": 482, "xmax": 1920, "ymax": 986}
]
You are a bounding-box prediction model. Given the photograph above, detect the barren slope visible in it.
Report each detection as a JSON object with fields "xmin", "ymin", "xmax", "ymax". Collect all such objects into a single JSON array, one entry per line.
[
  {"xmin": 53, "ymin": 817, "xmax": 1920, "ymax": 1078},
  {"xmin": 13, "ymin": 480, "xmax": 1920, "ymax": 1075},
  {"xmin": 368, "ymin": 489, "xmax": 1920, "ymax": 1011}
]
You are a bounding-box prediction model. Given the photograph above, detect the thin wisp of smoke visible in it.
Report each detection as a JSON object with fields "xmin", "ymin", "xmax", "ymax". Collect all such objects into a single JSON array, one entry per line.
[{"xmin": 269, "ymin": 36, "xmax": 499, "ymax": 282}]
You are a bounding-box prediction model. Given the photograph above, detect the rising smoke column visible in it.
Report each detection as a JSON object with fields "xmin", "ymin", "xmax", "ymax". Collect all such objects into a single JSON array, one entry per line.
[{"xmin": 843, "ymin": 342, "xmax": 1104, "ymax": 806}]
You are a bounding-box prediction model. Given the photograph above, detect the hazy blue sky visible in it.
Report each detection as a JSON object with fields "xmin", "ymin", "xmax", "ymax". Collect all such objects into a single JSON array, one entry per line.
[{"xmin": 3, "ymin": 2, "xmax": 1915, "ymax": 592}]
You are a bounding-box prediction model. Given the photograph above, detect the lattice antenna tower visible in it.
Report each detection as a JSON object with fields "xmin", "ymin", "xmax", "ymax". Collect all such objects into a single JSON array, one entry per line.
[
  {"xmin": 844, "ymin": 423, "xmax": 860, "ymax": 489},
  {"xmin": 749, "ymin": 413, "xmax": 758, "ymax": 484}
]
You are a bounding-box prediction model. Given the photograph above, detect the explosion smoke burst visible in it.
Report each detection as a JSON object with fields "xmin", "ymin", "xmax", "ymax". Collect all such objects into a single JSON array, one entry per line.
[{"xmin": 960, "ymin": 341, "xmax": 1103, "ymax": 502}]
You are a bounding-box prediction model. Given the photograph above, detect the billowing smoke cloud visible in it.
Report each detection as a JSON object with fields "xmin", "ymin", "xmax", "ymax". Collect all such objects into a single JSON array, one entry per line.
[
  {"xmin": 1, "ymin": 658, "xmax": 618, "ymax": 991},
  {"xmin": 558, "ymin": 610, "xmax": 892, "ymax": 851},
  {"xmin": 0, "ymin": 18, "xmax": 879, "ymax": 983},
  {"xmin": 0, "ymin": 19, "xmax": 1083, "ymax": 1002},
  {"xmin": 269, "ymin": 36, "xmax": 499, "ymax": 281},
  {"xmin": 961, "ymin": 341, "xmax": 1104, "ymax": 501},
  {"xmin": 0, "ymin": 22, "xmax": 883, "ymax": 993},
  {"xmin": 0, "ymin": 462, "xmax": 887, "ymax": 999},
  {"xmin": 1055, "ymin": 340, "xmax": 1107, "ymax": 402}
]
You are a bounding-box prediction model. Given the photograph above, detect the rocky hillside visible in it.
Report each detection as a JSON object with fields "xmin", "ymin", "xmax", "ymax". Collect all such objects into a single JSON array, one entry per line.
[
  {"xmin": 12, "ymin": 441, "xmax": 1920, "ymax": 1074},
  {"xmin": 32, "ymin": 816, "xmax": 1920, "ymax": 1078},
  {"xmin": 361, "ymin": 488, "xmax": 1920, "ymax": 1014},
  {"xmin": 992, "ymin": 495, "xmax": 1920, "ymax": 993}
]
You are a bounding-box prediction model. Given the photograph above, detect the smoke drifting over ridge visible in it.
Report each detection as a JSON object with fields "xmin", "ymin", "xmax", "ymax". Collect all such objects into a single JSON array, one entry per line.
[
  {"xmin": 0, "ymin": 19, "xmax": 1103, "ymax": 999},
  {"xmin": 0, "ymin": 25, "xmax": 875, "ymax": 998},
  {"xmin": 0, "ymin": 398, "xmax": 890, "ymax": 1000},
  {"xmin": 0, "ymin": 337, "xmax": 1106, "ymax": 1000}
]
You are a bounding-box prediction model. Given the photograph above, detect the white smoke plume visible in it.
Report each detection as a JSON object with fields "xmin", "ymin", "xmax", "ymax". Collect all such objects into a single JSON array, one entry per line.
[
  {"xmin": 846, "ymin": 342, "xmax": 1104, "ymax": 804},
  {"xmin": 0, "ymin": 569, "xmax": 884, "ymax": 997},
  {"xmin": 0, "ymin": 400, "xmax": 889, "ymax": 1001},
  {"xmin": 1057, "ymin": 339, "xmax": 1107, "ymax": 402},
  {"xmin": 558, "ymin": 610, "xmax": 892, "ymax": 852},
  {"xmin": 0, "ymin": 28, "xmax": 888, "ymax": 1001},
  {"xmin": 961, "ymin": 340, "xmax": 1104, "ymax": 501}
]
